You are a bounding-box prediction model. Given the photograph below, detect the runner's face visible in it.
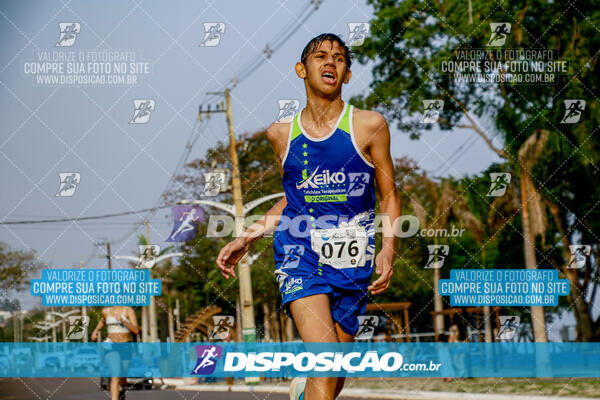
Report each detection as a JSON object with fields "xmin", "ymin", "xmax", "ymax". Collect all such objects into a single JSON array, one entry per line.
[{"xmin": 304, "ymin": 40, "xmax": 349, "ymax": 95}]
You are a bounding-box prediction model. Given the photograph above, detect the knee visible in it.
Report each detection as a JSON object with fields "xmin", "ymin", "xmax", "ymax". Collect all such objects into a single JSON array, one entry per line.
[
  {"xmin": 105, "ymin": 354, "xmax": 122, "ymax": 377},
  {"xmin": 307, "ymin": 376, "xmax": 338, "ymax": 399}
]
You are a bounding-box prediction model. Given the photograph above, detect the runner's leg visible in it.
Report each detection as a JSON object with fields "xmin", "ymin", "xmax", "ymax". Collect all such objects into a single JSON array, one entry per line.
[
  {"xmin": 289, "ymin": 293, "xmax": 338, "ymax": 400},
  {"xmin": 333, "ymin": 323, "xmax": 354, "ymax": 398},
  {"xmin": 105, "ymin": 351, "xmax": 122, "ymax": 400}
]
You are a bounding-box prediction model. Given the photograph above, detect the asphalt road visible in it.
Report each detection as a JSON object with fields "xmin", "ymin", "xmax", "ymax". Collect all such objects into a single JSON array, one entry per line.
[{"xmin": 0, "ymin": 378, "xmax": 371, "ymax": 400}]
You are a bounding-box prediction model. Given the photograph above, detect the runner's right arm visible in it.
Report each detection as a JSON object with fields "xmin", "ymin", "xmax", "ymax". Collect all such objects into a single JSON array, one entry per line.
[
  {"xmin": 240, "ymin": 120, "xmax": 290, "ymax": 243},
  {"xmin": 216, "ymin": 121, "xmax": 289, "ymax": 279}
]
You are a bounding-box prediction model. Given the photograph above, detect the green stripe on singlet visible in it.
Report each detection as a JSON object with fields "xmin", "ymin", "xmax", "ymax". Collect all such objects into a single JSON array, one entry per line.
[
  {"xmin": 337, "ymin": 103, "xmax": 352, "ymax": 134},
  {"xmin": 291, "ymin": 112, "xmax": 302, "ymax": 141}
]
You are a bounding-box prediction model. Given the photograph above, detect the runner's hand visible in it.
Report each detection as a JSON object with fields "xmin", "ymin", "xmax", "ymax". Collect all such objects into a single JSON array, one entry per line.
[
  {"xmin": 217, "ymin": 238, "xmax": 250, "ymax": 279},
  {"xmin": 368, "ymin": 250, "xmax": 394, "ymax": 295},
  {"xmin": 91, "ymin": 331, "xmax": 98, "ymax": 341}
]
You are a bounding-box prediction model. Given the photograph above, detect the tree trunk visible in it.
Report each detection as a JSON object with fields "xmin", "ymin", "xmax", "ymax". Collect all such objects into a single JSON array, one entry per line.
[
  {"xmin": 168, "ymin": 306, "xmax": 175, "ymax": 343},
  {"xmin": 149, "ymin": 298, "xmax": 158, "ymax": 342},
  {"xmin": 547, "ymin": 201, "xmax": 593, "ymax": 341},
  {"xmin": 483, "ymin": 306, "xmax": 493, "ymax": 342},
  {"xmin": 81, "ymin": 306, "xmax": 88, "ymax": 343},
  {"xmin": 141, "ymin": 307, "xmax": 149, "ymax": 342},
  {"xmin": 175, "ymin": 299, "xmax": 181, "ymax": 332},
  {"xmin": 520, "ymin": 174, "xmax": 548, "ymax": 342},
  {"xmin": 482, "ymin": 247, "xmax": 493, "ymax": 342},
  {"xmin": 262, "ymin": 303, "xmax": 272, "ymax": 342},
  {"xmin": 272, "ymin": 308, "xmax": 281, "ymax": 342}
]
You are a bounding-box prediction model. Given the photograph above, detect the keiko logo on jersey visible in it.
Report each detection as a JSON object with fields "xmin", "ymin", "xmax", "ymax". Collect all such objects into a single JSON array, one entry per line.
[
  {"xmin": 284, "ymin": 277, "xmax": 303, "ymax": 294},
  {"xmin": 296, "ymin": 166, "xmax": 346, "ymax": 189},
  {"xmin": 296, "ymin": 167, "xmax": 370, "ymax": 203}
]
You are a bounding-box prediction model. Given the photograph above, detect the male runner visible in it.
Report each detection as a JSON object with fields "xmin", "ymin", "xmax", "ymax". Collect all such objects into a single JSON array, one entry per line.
[{"xmin": 216, "ymin": 33, "xmax": 401, "ymax": 400}]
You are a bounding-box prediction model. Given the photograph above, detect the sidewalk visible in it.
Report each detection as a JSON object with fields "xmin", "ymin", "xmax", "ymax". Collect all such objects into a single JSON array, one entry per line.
[{"xmin": 163, "ymin": 379, "xmax": 599, "ymax": 400}]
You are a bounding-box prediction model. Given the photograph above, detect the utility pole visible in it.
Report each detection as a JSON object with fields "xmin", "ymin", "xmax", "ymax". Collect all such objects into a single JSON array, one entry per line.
[
  {"xmin": 225, "ymin": 88, "xmax": 257, "ymax": 343},
  {"xmin": 50, "ymin": 308, "xmax": 57, "ymax": 343},
  {"xmin": 13, "ymin": 310, "xmax": 17, "ymax": 342},
  {"xmin": 61, "ymin": 317, "xmax": 66, "ymax": 341},
  {"xmin": 202, "ymin": 89, "xmax": 257, "ymax": 343},
  {"xmin": 20, "ymin": 312, "xmax": 23, "ymax": 342},
  {"xmin": 94, "ymin": 240, "xmax": 112, "ymax": 269},
  {"xmin": 146, "ymin": 221, "xmax": 159, "ymax": 342},
  {"xmin": 174, "ymin": 299, "xmax": 181, "ymax": 332},
  {"xmin": 106, "ymin": 243, "xmax": 112, "ymax": 269},
  {"xmin": 80, "ymin": 260, "xmax": 88, "ymax": 342},
  {"xmin": 433, "ymin": 237, "xmax": 444, "ymax": 337},
  {"xmin": 193, "ymin": 89, "xmax": 264, "ymax": 385}
]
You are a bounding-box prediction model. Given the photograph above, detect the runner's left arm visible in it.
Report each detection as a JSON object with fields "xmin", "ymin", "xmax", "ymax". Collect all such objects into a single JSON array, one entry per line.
[
  {"xmin": 366, "ymin": 112, "xmax": 401, "ymax": 295},
  {"xmin": 120, "ymin": 307, "xmax": 140, "ymax": 335},
  {"xmin": 90, "ymin": 309, "xmax": 106, "ymax": 341}
]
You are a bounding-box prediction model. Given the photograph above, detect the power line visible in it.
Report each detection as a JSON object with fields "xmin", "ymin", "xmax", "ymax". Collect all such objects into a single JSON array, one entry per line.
[
  {"xmin": 1, "ymin": 205, "xmax": 174, "ymax": 225},
  {"xmin": 80, "ymin": 1, "xmax": 323, "ymax": 264},
  {"xmin": 430, "ymin": 133, "xmax": 479, "ymax": 175}
]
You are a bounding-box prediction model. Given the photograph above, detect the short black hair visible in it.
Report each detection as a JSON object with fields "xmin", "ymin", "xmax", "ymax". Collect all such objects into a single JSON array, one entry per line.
[{"xmin": 300, "ymin": 33, "xmax": 352, "ymax": 69}]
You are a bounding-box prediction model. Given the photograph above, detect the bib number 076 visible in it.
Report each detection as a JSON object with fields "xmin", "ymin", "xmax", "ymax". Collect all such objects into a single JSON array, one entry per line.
[
  {"xmin": 310, "ymin": 227, "xmax": 367, "ymax": 269},
  {"xmin": 321, "ymin": 240, "xmax": 359, "ymax": 259}
]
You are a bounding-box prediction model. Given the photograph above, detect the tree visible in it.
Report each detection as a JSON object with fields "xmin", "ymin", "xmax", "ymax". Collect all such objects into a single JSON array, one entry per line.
[
  {"xmin": 164, "ymin": 129, "xmax": 284, "ymax": 340},
  {"xmin": 406, "ymin": 171, "xmax": 485, "ymax": 338},
  {"xmin": 351, "ymin": 0, "xmax": 600, "ymax": 341},
  {"xmin": 0, "ymin": 298, "xmax": 20, "ymax": 312},
  {"xmin": 0, "ymin": 241, "xmax": 45, "ymax": 292},
  {"xmin": 518, "ymin": 130, "xmax": 549, "ymax": 341},
  {"xmin": 387, "ymin": 157, "xmax": 487, "ymax": 336}
]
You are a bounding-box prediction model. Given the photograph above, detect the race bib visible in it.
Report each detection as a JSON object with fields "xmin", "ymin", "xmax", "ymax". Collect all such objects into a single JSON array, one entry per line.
[{"xmin": 310, "ymin": 226, "xmax": 367, "ymax": 269}]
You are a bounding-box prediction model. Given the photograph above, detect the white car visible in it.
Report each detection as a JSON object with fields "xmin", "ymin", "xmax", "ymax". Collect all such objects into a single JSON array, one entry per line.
[{"xmin": 71, "ymin": 347, "xmax": 101, "ymax": 371}]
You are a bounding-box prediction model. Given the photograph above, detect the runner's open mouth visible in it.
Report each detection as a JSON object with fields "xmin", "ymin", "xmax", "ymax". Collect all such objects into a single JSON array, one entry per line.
[{"xmin": 321, "ymin": 71, "xmax": 337, "ymax": 85}]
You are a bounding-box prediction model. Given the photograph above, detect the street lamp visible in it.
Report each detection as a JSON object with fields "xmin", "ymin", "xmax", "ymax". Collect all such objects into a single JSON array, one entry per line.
[
  {"xmin": 34, "ymin": 320, "xmax": 61, "ymax": 343},
  {"xmin": 28, "ymin": 336, "xmax": 50, "ymax": 342},
  {"xmin": 48, "ymin": 310, "xmax": 80, "ymax": 342},
  {"xmin": 113, "ymin": 252, "xmax": 184, "ymax": 269},
  {"xmin": 179, "ymin": 191, "xmax": 285, "ymax": 343}
]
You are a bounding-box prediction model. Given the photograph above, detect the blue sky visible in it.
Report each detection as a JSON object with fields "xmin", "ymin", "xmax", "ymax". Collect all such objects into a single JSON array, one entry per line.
[{"xmin": 0, "ymin": 0, "xmax": 505, "ymax": 312}]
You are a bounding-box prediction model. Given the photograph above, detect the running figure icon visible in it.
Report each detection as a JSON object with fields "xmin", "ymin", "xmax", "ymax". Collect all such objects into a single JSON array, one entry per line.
[
  {"xmin": 488, "ymin": 23, "xmax": 511, "ymax": 46},
  {"xmin": 193, "ymin": 347, "xmax": 218, "ymax": 373},
  {"xmin": 192, "ymin": 345, "xmax": 223, "ymax": 375},
  {"xmin": 560, "ymin": 100, "xmax": 584, "ymax": 123},
  {"xmin": 170, "ymin": 208, "xmax": 199, "ymax": 241}
]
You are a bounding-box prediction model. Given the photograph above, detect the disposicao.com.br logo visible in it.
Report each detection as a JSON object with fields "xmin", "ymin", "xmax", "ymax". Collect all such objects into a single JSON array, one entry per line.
[
  {"xmin": 192, "ymin": 345, "xmax": 223, "ymax": 375},
  {"xmin": 192, "ymin": 349, "xmax": 441, "ymax": 375}
]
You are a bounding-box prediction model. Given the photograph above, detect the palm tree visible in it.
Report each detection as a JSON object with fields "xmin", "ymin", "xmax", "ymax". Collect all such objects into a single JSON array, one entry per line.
[
  {"xmin": 517, "ymin": 129, "xmax": 549, "ymax": 342},
  {"xmin": 409, "ymin": 178, "xmax": 484, "ymax": 338}
]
